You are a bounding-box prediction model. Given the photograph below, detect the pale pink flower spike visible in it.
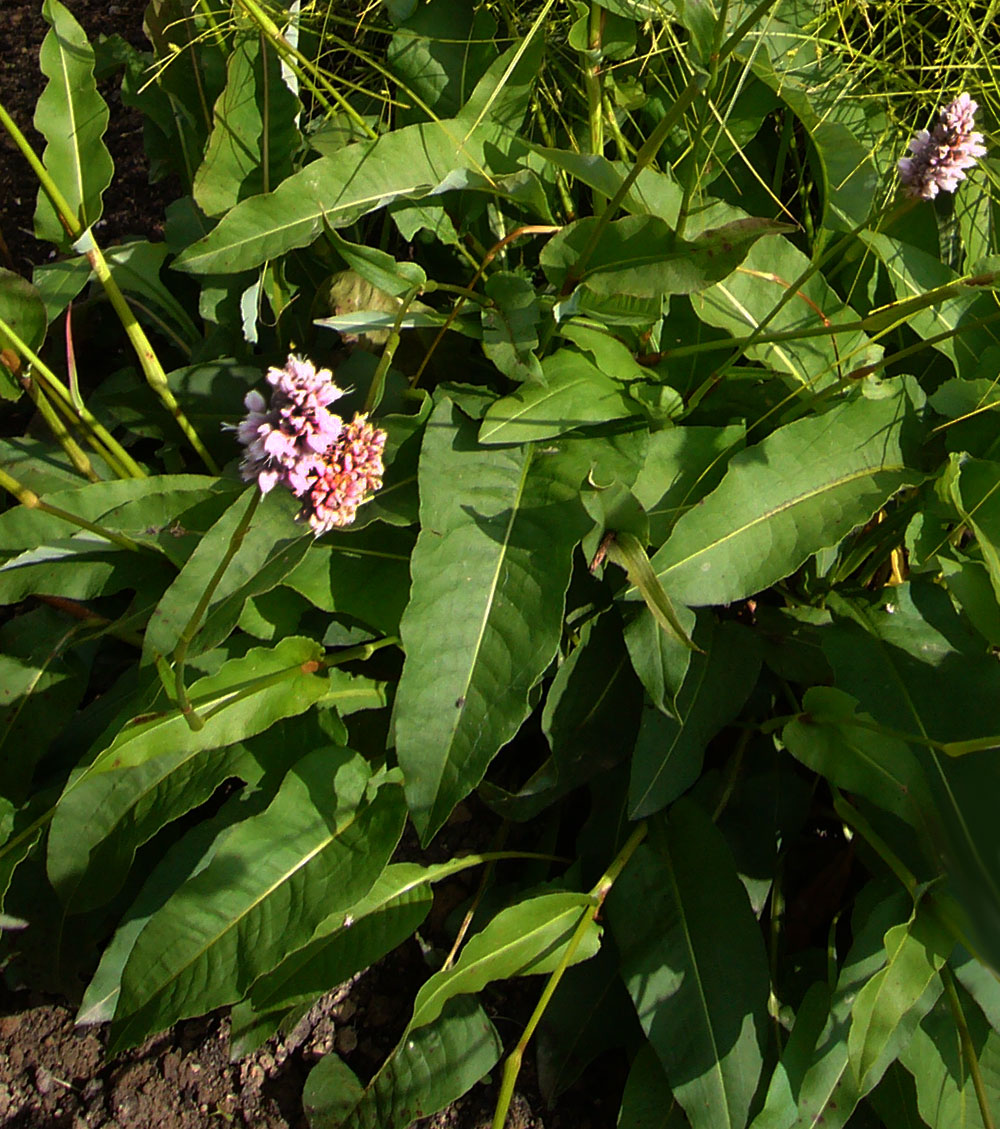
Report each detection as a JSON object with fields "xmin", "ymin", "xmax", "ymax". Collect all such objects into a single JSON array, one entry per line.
[
  {"xmin": 898, "ymin": 92, "xmax": 988, "ymax": 200},
  {"xmin": 236, "ymin": 355, "xmax": 386, "ymax": 533}
]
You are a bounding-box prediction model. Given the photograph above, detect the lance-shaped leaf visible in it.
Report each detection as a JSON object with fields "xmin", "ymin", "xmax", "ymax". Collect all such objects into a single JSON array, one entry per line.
[
  {"xmin": 410, "ymin": 892, "xmax": 602, "ymax": 1032},
  {"xmin": 173, "ymin": 42, "xmax": 539, "ymax": 275},
  {"xmin": 479, "ymin": 348, "xmax": 639, "ymax": 445},
  {"xmin": 143, "ymin": 486, "xmax": 310, "ymax": 664},
  {"xmin": 0, "ymin": 270, "xmax": 47, "ymax": 396},
  {"xmin": 47, "ymin": 636, "xmax": 330, "ymax": 910},
  {"xmin": 540, "ymin": 215, "xmax": 788, "ymax": 297},
  {"xmin": 305, "ymin": 997, "xmax": 502, "ymax": 1129},
  {"xmin": 395, "ymin": 400, "xmax": 590, "ymax": 841},
  {"xmin": 608, "ymin": 799, "xmax": 770, "ymax": 1129},
  {"xmin": 33, "ymin": 0, "xmax": 114, "ymax": 246},
  {"xmin": 193, "ymin": 32, "xmax": 300, "ymax": 217},
  {"xmin": 847, "ymin": 905, "xmax": 950, "ymax": 1093},
  {"xmin": 107, "ymin": 748, "xmax": 405, "ymax": 1054},
  {"xmin": 641, "ymin": 386, "xmax": 921, "ymax": 608},
  {"xmin": 691, "ymin": 233, "xmax": 884, "ymax": 391}
]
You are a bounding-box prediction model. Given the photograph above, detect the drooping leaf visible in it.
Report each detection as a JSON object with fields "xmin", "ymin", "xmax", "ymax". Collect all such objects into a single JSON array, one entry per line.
[
  {"xmin": 481, "ymin": 271, "xmax": 543, "ymax": 382},
  {"xmin": 395, "ymin": 399, "xmax": 590, "ymax": 841},
  {"xmin": 642, "ymin": 385, "xmax": 921, "ymax": 608},
  {"xmin": 0, "ymin": 269, "xmax": 47, "ymax": 397},
  {"xmin": 33, "ymin": 0, "xmax": 114, "ymax": 246},
  {"xmin": 608, "ymin": 800, "xmax": 770, "ymax": 1129},
  {"xmin": 107, "ymin": 748, "xmax": 406, "ymax": 1053}
]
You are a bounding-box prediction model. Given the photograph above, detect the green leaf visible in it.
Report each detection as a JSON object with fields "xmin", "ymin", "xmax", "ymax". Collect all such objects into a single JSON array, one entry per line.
[
  {"xmin": 143, "ymin": 487, "xmax": 310, "ymax": 664},
  {"xmin": 410, "ymin": 891, "xmax": 602, "ymax": 1032},
  {"xmin": 47, "ymin": 636, "xmax": 330, "ymax": 910},
  {"xmin": 642, "ymin": 386, "xmax": 921, "ymax": 607},
  {"xmin": 173, "ymin": 43, "xmax": 537, "ymax": 275},
  {"xmin": 691, "ymin": 235, "xmax": 883, "ymax": 390},
  {"xmin": 618, "ymin": 1041, "xmax": 687, "ymax": 1129},
  {"xmin": 785, "ymin": 887, "xmax": 911, "ymax": 1129},
  {"xmin": 248, "ymin": 862, "xmax": 434, "ymax": 1014},
  {"xmin": 394, "ymin": 400, "xmax": 589, "ymax": 841},
  {"xmin": 536, "ymin": 942, "xmax": 639, "ymax": 1105},
  {"xmin": 847, "ymin": 905, "xmax": 950, "ymax": 1093},
  {"xmin": 629, "ymin": 620, "xmax": 760, "ymax": 818},
  {"xmin": 782, "ymin": 686, "xmax": 935, "ymax": 825},
  {"xmin": 860, "ymin": 231, "xmax": 1000, "ymax": 378},
  {"xmin": 108, "ymin": 748, "xmax": 406, "ymax": 1053},
  {"xmin": 541, "ymin": 215, "xmax": 789, "ymax": 297},
  {"xmin": 0, "ymin": 269, "xmax": 47, "ymax": 397},
  {"xmin": 900, "ymin": 981, "xmax": 1000, "ymax": 1129},
  {"xmin": 481, "ymin": 271, "xmax": 543, "ymax": 382},
  {"xmin": 532, "ymin": 149, "xmax": 683, "ymax": 222},
  {"xmin": 325, "ymin": 231, "xmax": 426, "ymax": 300},
  {"xmin": 631, "ymin": 424, "xmax": 745, "ymax": 546},
  {"xmin": 33, "ymin": 0, "xmax": 114, "ymax": 246},
  {"xmin": 955, "ymin": 458, "xmax": 1000, "ymax": 603},
  {"xmin": 608, "ymin": 800, "xmax": 769, "ymax": 1129},
  {"xmin": 306, "ymin": 996, "xmax": 501, "ymax": 1129},
  {"xmin": 479, "ymin": 348, "xmax": 639, "ymax": 444},
  {"xmin": 193, "ymin": 32, "xmax": 300, "ymax": 216}
]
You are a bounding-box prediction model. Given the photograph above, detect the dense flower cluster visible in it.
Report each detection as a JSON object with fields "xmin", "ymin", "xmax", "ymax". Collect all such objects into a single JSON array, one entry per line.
[
  {"xmin": 236, "ymin": 355, "xmax": 386, "ymax": 533},
  {"xmin": 898, "ymin": 92, "xmax": 988, "ymax": 200}
]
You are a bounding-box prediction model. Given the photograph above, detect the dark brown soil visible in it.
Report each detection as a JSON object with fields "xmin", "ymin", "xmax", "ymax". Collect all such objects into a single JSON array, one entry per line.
[{"xmin": 0, "ymin": 4, "xmax": 628, "ymax": 1127}]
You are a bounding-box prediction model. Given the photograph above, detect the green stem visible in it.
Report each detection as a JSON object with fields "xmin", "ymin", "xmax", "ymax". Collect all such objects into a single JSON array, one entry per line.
[
  {"xmin": 235, "ymin": 0, "xmax": 377, "ymax": 139},
  {"xmin": 832, "ymin": 788, "xmax": 919, "ymax": 899},
  {"xmin": 0, "ymin": 315, "xmax": 145, "ymax": 479},
  {"xmin": 557, "ymin": 75, "xmax": 704, "ymax": 297},
  {"xmin": 0, "ymin": 468, "xmax": 143, "ymax": 552},
  {"xmin": 171, "ymin": 490, "xmax": 263, "ymax": 731},
  {"xmin": 942, "ymin": 965, "xmax": 997, "ymax": 1129},
  {"xmin": 491, "ymin": 822, "xmax": 648, "ymax": 1129},
  {"xmin": 0, "ymin": 99, "xmax": 218, "ymax": 473},
  {"xmin": 584, "ymin": 3, "xmax": 606, "ymax": 214},
  {"xmin": 22, "ymin": 376, "xmax": 99, "ymax": 481},
  {"xmin": 364, "ymin": 285, "xmax": 420, "ymax": 414}
]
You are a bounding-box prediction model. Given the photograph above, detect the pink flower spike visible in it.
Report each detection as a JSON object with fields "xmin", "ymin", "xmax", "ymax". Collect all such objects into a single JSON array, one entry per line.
[
  {"xmin": 898, "ymin": 92, "xmax": 988, "ymax": 200},
  {"xmin": 299, "ymin": 414, "xmax": 387, "ymax": 535}
]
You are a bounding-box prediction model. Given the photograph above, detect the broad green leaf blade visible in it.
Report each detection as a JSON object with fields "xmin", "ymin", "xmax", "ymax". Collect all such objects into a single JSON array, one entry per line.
[
  {"xmin": 861, "ymin": 231, "xmax": 1000, "ymax": 377},
  {"xmin": 77, "ymin": 786, "xmax": 266, "ymax": 1025},
  {"xmin": 410, "ymin": 892, "xmax": 602, "ymax": 1031},
  {"xmin": 481, "ymin": 271, "xmax": 543, "ymax": 382},
  {"xmin": 249, "ymin": 862, "xmax": 434, "ymax": 1014},
  {"xmin": 628, "ymin": 619, "xmax": 760, "ymax": 818},
  {"xmin": 34, "ymin": 0, "xmax": 114, "ymax": 246},
  {"xmin": 326, "ymin": 231, "xmax": 427, "ymax": 299},
  {"xmin": 787, "ymin": 888, "xmax": 911, "ymax": 1129},
  {"xmin": 847, "ymin": 906, "xmax": 950, "ymax": 1093},
  {"xmin": 900, "ymin": 982, "xmax": 1000, "ymax": 1129},
  {"xmin": 173, "ymin": 43, "xmax": 537, "ymax": 275},
  {"xmin": 0, "ymin": 269, "xmax": 47, "ymax": 397},
  {"xmin": 306, "ymin": 997, "xmax": 502, "ymax": 1129},
  {"xmin": 608, "ymin": 799, "xmax": 769, "ymax": 1129},
  {"xmin": 193, "ymin": 32, "xmax": 300, "ymax": 216},
  {"xmin": 108, "ymin": 748, "xmax": 406, "ymax": 1053},
  {"xmin": 618, "ymin": 1042, "xmax": 687, "ymax": 1129},
  {"xmin": 692, "ymin": 235, "xmax": 883, "ymax": 390},
  {"xmin": 143, "ymin": 486, "xmax": 309, "ymax": 664},
  {"xmin": 540, "ymin": 215, "xmax": 789, "ymax": 297},
  {"xmin": 956, "ymin": 458, "xmax": 1000, "ymax": 603},
  {"xmin": 47, "ymin": 636, "xmax": 329, "ymax": 910},
  {"xmin": 783, "ymin": 686, "xmax": 936, "ymax": 825},
  {"xmin": 537, "ymin": 942, "xmax": 639, "ymax": 1105},
  {"xmin": 479, "ymin": 349, "xmax": 639, "ymax": 445},
  {"xmin": 395, "ymin": 399, "xmax": 589, "ymax": 841},
  {"xmin": 642, "ymin": 387, "xmax": 921, "ymax": 607}
]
